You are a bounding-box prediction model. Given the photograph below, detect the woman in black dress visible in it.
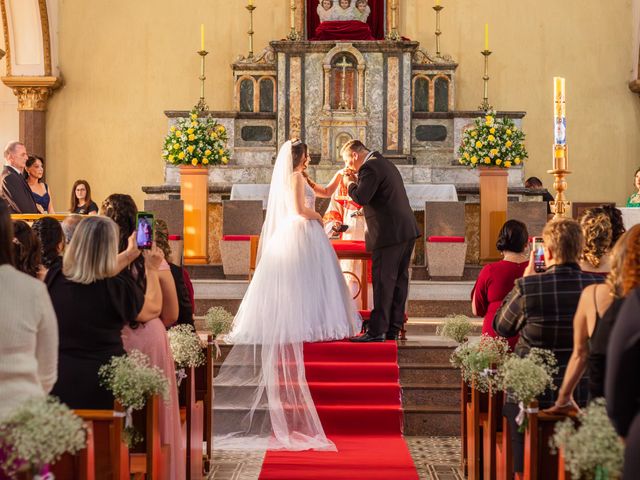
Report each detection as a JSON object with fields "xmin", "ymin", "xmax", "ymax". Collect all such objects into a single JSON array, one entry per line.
[
  {"xmin": 47, "ymin": 215, "xmax": 159, "ymax": 409},
  {"xmin": 69, "ymin": 180, "xmax": 98, "ymax": 215}
]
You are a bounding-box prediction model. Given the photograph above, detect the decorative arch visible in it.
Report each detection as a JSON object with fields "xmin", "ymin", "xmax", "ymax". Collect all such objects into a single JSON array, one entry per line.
[
  {"xmin": 236, "ymin": 75, "xmax": 257, "ymax": 112},
  {"xmin": 258, "ymin": 76, "xmax": 276, "ymax": 113},
  {"xmin": 412, "ymin": 74, "xmax": 430, "ymax": 113},
  {"xmin": 433, "ymin": 75, "xmax": 450, "ymax": 112},
  {"xmin": 322, "ymin": 43, "xmax": 366, "ymax": 113}
]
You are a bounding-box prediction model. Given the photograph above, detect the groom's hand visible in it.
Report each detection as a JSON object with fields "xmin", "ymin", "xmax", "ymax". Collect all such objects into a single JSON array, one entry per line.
[{"xmin": 343, "ymin": 172, "xmax": 357, "ymax": 187}]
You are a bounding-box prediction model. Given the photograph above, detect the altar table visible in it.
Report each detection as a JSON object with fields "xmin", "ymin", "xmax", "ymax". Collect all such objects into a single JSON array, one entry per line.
[{"xmin": 331, "ymin": 239, "xmax": 371, "ymax": 310}]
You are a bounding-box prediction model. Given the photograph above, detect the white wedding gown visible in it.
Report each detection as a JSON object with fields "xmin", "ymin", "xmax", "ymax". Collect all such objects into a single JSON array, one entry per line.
[{"xmin": 213, "ymin": 141, "xmax": 361, "ymax": 452}]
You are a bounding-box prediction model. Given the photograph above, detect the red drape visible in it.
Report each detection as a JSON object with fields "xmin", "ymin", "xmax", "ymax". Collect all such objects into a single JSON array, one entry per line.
[{"xmin": 307, "ymin": 0, "xmax": 385, "ymax": 41}]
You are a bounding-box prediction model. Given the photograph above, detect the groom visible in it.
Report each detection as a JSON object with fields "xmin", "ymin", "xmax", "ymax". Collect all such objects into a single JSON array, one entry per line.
[{"xmin": 341, "ymin": 140, "xmax": 419, "ymax": 342}]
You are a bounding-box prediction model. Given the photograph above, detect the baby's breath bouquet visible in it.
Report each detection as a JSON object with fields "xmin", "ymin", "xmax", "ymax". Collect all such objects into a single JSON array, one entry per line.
[
  {"xmin": 551, "ymin": 398, "xmax": 624, "ymax": 480},
  {"xmin": 99, "ymin": 350, "xmax": 169, "ymax": 446},
  {"xmin": 436, "ymin": 315, "xmax": 474, "ymax": 344},
  {"xmin": 458, "ymin": 111, "xmax": 528, "ymax": 169},
  {"xmin": 205, "ymin": 306, "xmax": 234, "ymax": 340},
  {"xmin": 498, "ymin": 348, "xmax": 558, "ymax": 430},
  {"xmin": 451, "ymin": 335, "xmax": 510, "ymax": 393},
  {"xmin": 168, "ymin": 324, "xmax": 205, "ymax": 387},
  {"xmin": 162, "ymin": 110, "xmax": 230, "ymax": 167},
  {"xmin": 0, "ymin": 396, "xmax": 86, "ymax": 478}
]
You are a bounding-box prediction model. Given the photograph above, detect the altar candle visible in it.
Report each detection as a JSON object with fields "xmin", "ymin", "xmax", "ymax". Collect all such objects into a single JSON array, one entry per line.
[
  {"xmin": 290, "ymin": 0, "xmax": 295, "ymax": 29},
  {"xmin": 200, "ymin": 24, "xmax": 205, "ymax": 51},
  {"xmin": 435, "ymin": 0, "xmax": 441, "ymax": 6},
  {"xmin": 484, "ymin": 24, "xmax": 489, "ymax": 51},
  {"xmin": 249, "ymin": 0, "xmax": 253, "ymax": 5},
  {"xmin": 553, "ymin": 77, "xmax": 566, "ymax": 145}
]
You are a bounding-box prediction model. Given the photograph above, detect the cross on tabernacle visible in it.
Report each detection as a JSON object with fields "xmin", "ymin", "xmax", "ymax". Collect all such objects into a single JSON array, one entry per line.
[{"xmin": 336, "ymin": 55, "xmax": 354, "ymax": 110}]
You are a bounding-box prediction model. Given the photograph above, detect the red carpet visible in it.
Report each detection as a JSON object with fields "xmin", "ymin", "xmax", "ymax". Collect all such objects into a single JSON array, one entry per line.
[{"xmin": 259, "ymin": 341, "xmax": 419, "ymax": 479}]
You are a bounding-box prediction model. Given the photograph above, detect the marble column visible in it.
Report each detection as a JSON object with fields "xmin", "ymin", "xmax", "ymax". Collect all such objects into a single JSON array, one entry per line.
[{"xmin": 1, "ymin": 76, "xmax": 59, "ymax": 159}]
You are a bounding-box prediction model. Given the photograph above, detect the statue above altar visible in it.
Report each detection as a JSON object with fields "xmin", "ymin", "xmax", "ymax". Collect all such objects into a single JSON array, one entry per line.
[{"xmin": 310, "ymin": 0, "xmax": 382, "ymax": 41}]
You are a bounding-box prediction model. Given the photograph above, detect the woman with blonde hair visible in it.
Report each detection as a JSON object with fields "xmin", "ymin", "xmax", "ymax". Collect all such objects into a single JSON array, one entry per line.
[
  {"xmin": 547, "ymin": 225, "xmax": 640, "ymax": 413},
  {"xmin": 578, "ymin": 207, "xmax": 613, "ymax": 275}
]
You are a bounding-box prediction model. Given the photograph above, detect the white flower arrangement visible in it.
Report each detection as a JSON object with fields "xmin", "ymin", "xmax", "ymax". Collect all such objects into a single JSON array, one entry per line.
[
  {"xmin": 168, "ymin": 324, "xmax": 206, "ymax": 369},
  {"xmin": 551, "ymin": 398, "xmax": 624, "ymax": 480},
  {"xmin": 99, "ymin": 350, "xmax": 169, "ymax": 446},
  {"xmin": 450, "ymin": 335, "xmax": 510, "ymax": 393},
  {"xmin": 0, "ymin": 396, "xmax": 86, "ymax": 477},
  {"xmin": 436, "ymin": 315, "xmax": 474, "ymax": 344},
  {"xmin": 205, "ymin": 306, "xmax": 234, "ymax": 340}
]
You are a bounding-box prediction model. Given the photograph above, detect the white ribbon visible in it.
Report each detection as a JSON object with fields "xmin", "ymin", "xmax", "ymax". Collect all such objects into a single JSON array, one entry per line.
[
  {"xmin": 176, "ymin": 368, "xmax": 187, "ymax": 387},
  {"xmin": 480, "ymin": 368, "xmax": 497, "ymax": 378},
  {"xmin": 515, "ymin": 402, "xmax": 539, "ymax": 426},
  {"xmin": 214, "ymin": 338, "xmax": 222, "ymax": 359},
  {"xmin": 34, "ymin": 474, "xmax": 54, "ymax": 480},
  {"xmin": 125, "ymin": 406, "xmax": 134, "ymax": 429}
]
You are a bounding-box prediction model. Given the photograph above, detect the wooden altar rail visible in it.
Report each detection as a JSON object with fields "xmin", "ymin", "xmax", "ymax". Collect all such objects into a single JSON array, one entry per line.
[
  {"xmin": 193, "ymin": 334, "xmax": 215, "ymax": 473},
  {"xmin": 179, "ymin": 366, "xmax": 205, "ymax": 479}
]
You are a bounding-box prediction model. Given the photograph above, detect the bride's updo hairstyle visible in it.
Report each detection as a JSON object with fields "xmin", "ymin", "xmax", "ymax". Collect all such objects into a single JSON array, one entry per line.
[{"xmin": 290, "ymin": 139, "xmax": 315, "ymax": 187}]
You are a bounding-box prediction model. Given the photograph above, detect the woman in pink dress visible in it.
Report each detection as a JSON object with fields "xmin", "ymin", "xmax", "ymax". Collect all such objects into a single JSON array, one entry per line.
[{"xmin": 101, "ymin": 194, "xmax": 183, "ymax": 480}]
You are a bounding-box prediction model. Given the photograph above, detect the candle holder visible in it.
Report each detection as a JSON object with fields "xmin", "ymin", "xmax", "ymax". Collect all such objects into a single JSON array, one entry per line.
[
  {"xmin": 287, "ymin": 0, "xmax": 301, "ymax": 41},
  {"xmin": 478, "ymin": 49, "xmax": 493, "ymax": 111},
  {"xmin": 246, "ymin": 3, "xmax": 256, "ymax": 59},
  {"xmin": 433, "ymin": 4, "xmax": 444, "ymax": 57},
  {"xmin": 195, "ymin": 49, "xmax": 209, "ymax": 111},
  {"xmin": 386, "ymin": 0, "xmax": 401, "ymax": 41},
  {"xmin": 548, "ymin": 145, "xmax": 571, "ymax": 218}
]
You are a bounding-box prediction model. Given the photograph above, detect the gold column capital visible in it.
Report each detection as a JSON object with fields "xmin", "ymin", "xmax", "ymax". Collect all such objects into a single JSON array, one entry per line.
[{"xmin": 1, "ymin": 76, "xmax": 60, "ymax": 111}]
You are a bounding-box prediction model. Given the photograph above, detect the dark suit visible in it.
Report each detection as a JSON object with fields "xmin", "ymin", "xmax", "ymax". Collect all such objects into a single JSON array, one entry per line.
[
  {"xmin": 1, "ymin": 166, "xmax": 38, "ymax": 214},
  {"xmin": 348, "ymin": 151, "xmax": 420, "ymax": 336}
]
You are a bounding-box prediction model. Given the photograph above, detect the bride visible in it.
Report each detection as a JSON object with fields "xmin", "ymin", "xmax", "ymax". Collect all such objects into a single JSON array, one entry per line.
[{"xmin": 213, "ymin": 140, "xmax": 361, "ymax": 451}]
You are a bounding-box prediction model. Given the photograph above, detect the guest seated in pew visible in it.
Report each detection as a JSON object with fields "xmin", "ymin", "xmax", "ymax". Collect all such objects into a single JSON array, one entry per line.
[
  {"xmin": 606, "ymin": 284, "xmax": 640, "ymax": 479},
  {"xmin": 471, "ymin": 220, "xmax": 529, "ymax": 351},
  {"xmin": 578, "ymin": 208, "xmax": 613, "ymax": 275},
  {"xmin": 602, "ymin": 204, "xmax": 626, "ymax": 245},
  {"xmin": 547, "ymin": 225, "xmax": 640, "ymax": 415},
  {"xmin": 0, "ymin": 199, "xmax": 58, "ymax": 420},
  {"xmin": 155, "ymin": 218, "xmax": 194, "ymax": 327},
  {"xmin": 12, "ymin": 220, "xmax": 42, "ymax": 278},
  {"xmin": 25, "ymin": 155, "xmax": 55, "ymax": 214},
  {"xmin": 47, "ymin": 216, "xmax": 150, "ymax": 409},
  {"xmin": 625, "ymin": 167, "xmax": 640, "ymax": 207},
  {"xmin": 0, "ymin": 141, "xmax": 38, "ymax": 214},
  {"xmin": 525, "ymin": 176, "xmax": 555, "ymax": 217},
  {"xmin": 493, "ymin": 218, "xmax": 605, "ymax": 475},
  {"xmin": 70, "ymin": 179, "xmax": 99, "ymax": 215},
  {"xmin": 61, "ymin": 214, "xmax": 83, "ymax": 244},
  {"xmin": 101, "ymin": 194, "xmax": 185, "ymax": 480},
  {"xmin": 32, "ymin": 216, "xmax": 64, "ymax": 279}
]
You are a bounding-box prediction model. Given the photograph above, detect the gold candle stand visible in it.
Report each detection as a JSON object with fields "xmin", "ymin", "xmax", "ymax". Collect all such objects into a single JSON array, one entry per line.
[
  {"xmin": 433, "ymin": 4, "xmax": 444, "ymax": 57},
  {"xmin": 478, "ymin": 49, "xmax": 492, "ymax": 111},
  {"xmin": 386, "ymin": 0, "xmax": 400, "ymax": 41},
  {"xmin": 287, "ymin": 0, "xmax": 301, "ymax": 41},
  {"xmin": 548, "ymin": 145, "xmax": 571, "ymax": 218},
  {"xmin": 195, "ymin": 49, "xmax": 209, "ymax": 111},
  {"xmin": 246, "ymin": 3, "xmax": 256, "ymax": 59}
]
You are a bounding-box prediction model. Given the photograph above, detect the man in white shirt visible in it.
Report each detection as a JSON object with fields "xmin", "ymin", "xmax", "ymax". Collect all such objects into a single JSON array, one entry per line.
[{"xmin": 1, "ymin": 141, "xmax": 38, "ymax": 214}]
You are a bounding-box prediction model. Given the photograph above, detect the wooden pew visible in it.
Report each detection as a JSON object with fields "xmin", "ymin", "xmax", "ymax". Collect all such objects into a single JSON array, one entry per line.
[
  {"xmin": 496, "ymin": 395, "xmax": 513, "ymax": 480},
  {"xmin": 73, "ymin": 407, "xmax": 129, "ymax": 480},
  {"xmin": 460, "ymin": 377, "xmax": 470, "ymax": 477},
  {"xmin": 483, "ymin": 386, "xmax": 505, "ymax": 480},
  {"xmin": 179, "ymin": 366, "xmax": 204, "ymax": 480},
  {"xmin": 466, "ymin": 379, "xmax": 489, "ymax": 480},
  {"xmin": 193, "ymin": 334, "xmax": 214, "ymax": 473},
  {"xmin": 129, "ymin": 395, "xmax": 168, "ymax": 480},
  {"xmin": 50, "ymin": 420, "xmax": 95, "ymax": 480},
  {"xmin": 557, "ymin": 448, "xmax": 572, "ymax": 480}
]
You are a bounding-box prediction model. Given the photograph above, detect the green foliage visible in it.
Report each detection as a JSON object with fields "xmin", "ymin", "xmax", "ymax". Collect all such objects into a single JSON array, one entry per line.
[
  {"xmin": 205, "ymin": 306, "xmax": 234, "ymax": 339},
  {"xmin": 450, "ymin": 335, "xmax": 510, "ymax": 393},
  {"xmin": 436, "ymin": 315, "xmax": 474, "ymax": 344}
]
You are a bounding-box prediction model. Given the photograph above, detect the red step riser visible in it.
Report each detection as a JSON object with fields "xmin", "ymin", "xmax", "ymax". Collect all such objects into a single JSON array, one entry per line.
[
  {"xmin": 316, "ymin": 407, "xmax": 404, "ymax": 435},
  {"xmin": 303, "ymin": 341, "xmax": 398, "ymax": 363},
  {"xmin": 304, "ymin": 363, "xmax": 399, "ymax": 383},
  {"xmin": 308, "ymin": 384, "xmax": 401, "ymax": 406}
]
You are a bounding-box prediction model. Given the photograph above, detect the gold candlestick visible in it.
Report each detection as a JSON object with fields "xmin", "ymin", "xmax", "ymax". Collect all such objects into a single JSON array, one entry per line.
[
  {"xmin": 478, "ymin": 50, "xmax": 492, "ymax": 111},
  {"xmin": 246, "ymin": 2, "xmax": 256, "ymax": 59},
  {"xmin": 433, "ymin": 4, "xmax": 444, "ymax": 57},
  {"xmin": 548, "ymin": 146, "xmax": 571, "ymax": 218},
  {"xmin": 195, "ymin": 49, "xmax": 209, "ymax": 111},
  {"xmin": 386, "ymin": 0, "xmax": 400, "ymax": 41},
  {"xmin": 287, "ymin": 0, "xmax": 301, "ymax": 41}
]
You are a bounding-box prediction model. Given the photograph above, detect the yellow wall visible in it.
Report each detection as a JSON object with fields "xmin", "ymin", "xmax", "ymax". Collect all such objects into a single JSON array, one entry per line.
[{"xmin": 37, "ymin": 0, "xmax": 640, "ymax": 208}]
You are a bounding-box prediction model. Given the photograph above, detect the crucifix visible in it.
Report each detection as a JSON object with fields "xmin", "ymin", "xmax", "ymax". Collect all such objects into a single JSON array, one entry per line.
[{"xmin": 336, "ymin": 55, "xmax": 354, "ymax": 110}]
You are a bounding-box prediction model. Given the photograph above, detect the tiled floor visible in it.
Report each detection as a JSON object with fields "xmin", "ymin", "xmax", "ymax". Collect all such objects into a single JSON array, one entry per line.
[{"xmin": 208, "ymin": 436, "xmax": 463, "ymax": 480}]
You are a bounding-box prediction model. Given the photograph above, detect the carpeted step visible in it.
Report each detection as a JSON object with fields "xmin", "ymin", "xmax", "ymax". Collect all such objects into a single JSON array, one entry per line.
[
  {"xmin": 304, "ymin": 361, "xmax": 399, "ymax": 383},
  {"xmin": 303, "ymin": 340, "xmax": 398, "ymax": 363},
  {"xmin": 315, "ymin": 405, "xmax": 403, "ymax": 435},
  {"xmin": 308, "ymin": 382, "xmax": 401, "ymax": 406}
]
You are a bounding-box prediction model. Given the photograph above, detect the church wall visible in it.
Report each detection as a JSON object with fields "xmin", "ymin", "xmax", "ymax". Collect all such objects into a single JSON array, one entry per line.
[
  {"xmin": 0, "ymin": 34, "xmax": 18, "ymax": 153},
  {"xmin": 38, "ymin": 0, "xmax": 640, "ymax": 208}
]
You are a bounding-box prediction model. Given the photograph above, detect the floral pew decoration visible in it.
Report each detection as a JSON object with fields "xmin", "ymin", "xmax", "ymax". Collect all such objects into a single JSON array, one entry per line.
[
  {"xmin": 205, "ymin": 306, "xmax": 234, "ymax": 358},
  {"xmin": 551, "ymin": 398, "xmax": 624, "ymax": 480},
  {"xmin": 0, "ymin": 396, "xmax": 87, "ymax": 479},
  {"xmin": 99, "ymin": 350, "xmax": 169, "ymax": 447},
  {"xmin": 168, "ymin": 324, "xmax": 206, "ymax": 386},
  {"xmin": 451, "ymin": 334, "xmax": 510, "ymax": 393},
  {"xmin": 436, "ymin": 314, "xmax": 475, "ymax": 345}
]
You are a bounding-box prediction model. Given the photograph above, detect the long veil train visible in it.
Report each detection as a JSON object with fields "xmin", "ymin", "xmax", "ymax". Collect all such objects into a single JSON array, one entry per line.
[{"xmin": 212, "ymin": 141, "xmax": 361, "ymax": 451}]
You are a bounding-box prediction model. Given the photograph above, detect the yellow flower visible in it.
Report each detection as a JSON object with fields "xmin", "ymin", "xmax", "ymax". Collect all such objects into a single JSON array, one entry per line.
[
  {"xmin": 188, "ymin": 134, "xmax": 195, "ymax": 141},
  {"xmin": 170, "ymin": 126, "xmax": 176, "ymax": 132},
  {"xmin": 470, "ymin": 130, "xmax": 478, "ymax": 138},
  {"xmin": 168, "ymin": 154, "xmax": 174, "ymax": 162},
  {"xmin": 488, "ymin": 135, "xmax": 495, "ymax": 142},
  {"xmin": 484, "ymin": 157, "xmax": 491, "ymax": 164},
  {"xmin": 221, "ymin": 156, "xmax": 228, "ymax": 164},
  {"xmin": 490, "ymin": 148, "xmax": 498, "ymax": 156},
  {"xmin": 475, "ymin": 141, "xmax": 483, "ymax": 148},
  {"xmin": 211, "ymin": 132, "xmax": 218, "ymax": 140},
  {"xmin": 459, "ymin": 158, "xmax": 465, "ymax": 164},
  {"xmin": 506, "ymin": 129, "xmax": 512, "ymax": 136},
  {"xmin": 505, "ymin": 140, "xmax": 513, "ymax": 148},
  {"xmin": 176, "ymin": 131, "xmax": 182, "ymax": 137},
  {"xmin": 495, "ymin": 159, "xmax": 502, "ymax": 165},
  {"xmin": 202, "ymin": 158, "xmax": 209, "ymax": 165},
  {"xmin": 204, "ymin": 149, "xmax": 211, "ymax": 156},
  {"xmin": 218, "ymin": 148, "xmax": 225, "ymax": 156},
  {"xmin": 191, "ymin": 158, "xmax": 198, "ymax": 166},
  {"xmin": 190, "ymin": 113, "xmax": 197, "ymax": 120},
  {"xmin": 217, "ymin": 125, "xmax": 226, "ymax": 133},
  {"xmin": 464, "ymin": 152, "xmax": 470, "ymax": 159},
  {"xmin": 173, "ymin": 143, "xmax": 179, "ymax": 150},
  {"xmin": 191, "ymin": 121, "xmax": 197, "ymax": 127},
  {"xmin": 514, "ymin": 157, "xmax": 521, "ymax": 165},
  {"xmin": 485, "ymin": 115, "xmax": 494, "ymax": 126},
  {"xmin": 504, "ymin": 161, "xmax": 512, "ymax": 168},
  {"xmin": 489, "ymin": 127, "xmax": 496, "ymax": 134},
  {"xmin": 187, "ymin": 128, "xmax": 194, "ymax": 135},
  {"xmin": 470, "ymin": 157, "xmax": 478, "ymax": 164},
  {"xmin": 178, "ymin": 152, "xmax": 185, "ymax": 160},
  {"xmin": 187, "ymin": 145, "xmax": 195, "ymax": 153}
]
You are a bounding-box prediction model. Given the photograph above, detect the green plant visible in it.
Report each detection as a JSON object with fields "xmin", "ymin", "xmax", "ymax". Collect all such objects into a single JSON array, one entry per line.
[
  {"xmin": 436, "ymin": 315, "xmax": 474, "ymax": 344},
  {"xmin": 450, "ymin": 335, "xmax": 510, "ymax": 393},
  {"xmin": 205, "ymin": 306, "xmax": 234, "ymax": 339}
]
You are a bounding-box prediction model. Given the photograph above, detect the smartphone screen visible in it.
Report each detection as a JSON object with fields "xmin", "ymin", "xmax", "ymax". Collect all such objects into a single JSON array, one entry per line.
[
  {"xmin": 533, "ymin": 237, "xmax": 545, "ymax": 272},
  {"xmin": 136, "ymin": 212, "xmax": 154, "ymax": 249}
]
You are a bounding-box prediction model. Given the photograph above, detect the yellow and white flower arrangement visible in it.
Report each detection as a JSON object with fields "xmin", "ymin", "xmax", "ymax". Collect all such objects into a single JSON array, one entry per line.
[
  {"xmin": 162, "ymin": 110, "xmax": 230, "ymax": 167},
  {"xmin": 458, "ymin": 111, "xmax": 528, "ymax": 169},
  {"xmin": 450, "ymin": 334, "xmax": 510, "ymax": 393}
]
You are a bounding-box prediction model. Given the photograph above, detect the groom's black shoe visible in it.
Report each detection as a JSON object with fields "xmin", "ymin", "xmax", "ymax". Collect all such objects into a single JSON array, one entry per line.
[
  {"xmin": 385, "ymin": 332, "xmax": 399, "ymax": 341},
  {"xmin": 350, "ymin": 332, "xmax": 385, "ymax": 343}
]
